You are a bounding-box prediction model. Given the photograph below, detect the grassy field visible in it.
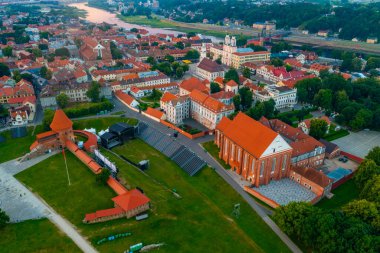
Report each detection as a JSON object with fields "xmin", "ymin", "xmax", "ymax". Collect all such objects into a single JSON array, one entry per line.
[
  {"xmin": 316, "ymin": 179, "xmax": 359, "ymax": 210},
  {"xmin": 201, "ymin": 141, "xmax": 230, "ymax": 170},
  {"xmin": 16, "ymin": 137, "xmax": 291, "ymax": 253},
  {"xmin": 0, "ymin": 219, "xmax": 81, "ymax": 253},
  {"xmin": 0, "ymin": 125, "xmax": 43, "ymax": 163},
  {"xmin": 0, "ymin": 117, "xmax": 137, "ymax": 164},
  {"xmin": 323, "ymin": 129, "xmax": 350, "ymax": 141},
  {"xmin": 118, "ymin": 15, "xmax": 235, "ymax": 38}
]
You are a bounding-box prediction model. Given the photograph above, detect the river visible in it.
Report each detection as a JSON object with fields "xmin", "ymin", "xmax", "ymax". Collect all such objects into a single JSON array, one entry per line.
[{"xmin": 69, "ymin": 3, "xmax": 221, "ymax": 42}]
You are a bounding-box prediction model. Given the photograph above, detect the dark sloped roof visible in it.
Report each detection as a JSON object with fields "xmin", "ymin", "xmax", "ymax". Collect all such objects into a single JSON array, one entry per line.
[
  {"xmin": 319, "ymin": 139, "xmax": 339, "ymax": 154},
  {"xmin": 197, "ymin": 58, "xmax": 224, "ymax": 73}
]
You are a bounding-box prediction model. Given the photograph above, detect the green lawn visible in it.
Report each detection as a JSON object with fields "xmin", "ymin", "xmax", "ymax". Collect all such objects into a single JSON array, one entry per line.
[
  {"xmin": 0, "ymin": 219, "xmax": 81, "ymax": 253},
  {"xmin": 323, "ymin": 129, "xmax": 350, "ymax": 141},
  {"xmin": 0, "ymin": 125, "xmax": 43, "ymax": 163},
  {"xmin": 201, "ymin": 141, "xmax": 230, "ymax": 170},
  {"xmin": 16, "ymin": 138, "xmax": 291, "ymax": 253},
  {"xmin": 72, "ymin": 117, "xmax": 138, "ymax": 132},
  {"xmin": 316, "ymin": 179, "xmax": 360, "ymax": 210},
  {"xmin": 118, "ymin": 15, "xmax": 231, "ymax": 38}
]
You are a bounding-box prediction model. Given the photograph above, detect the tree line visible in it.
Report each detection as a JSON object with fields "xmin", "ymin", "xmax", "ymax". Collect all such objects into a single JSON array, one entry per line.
[
  {"xmin": 273, "ymin": 146, "xmax": 380, "ymax": 253},
  {"xmin": 295, "ymin": 71, "xmax": 380, "ymax": 131}
]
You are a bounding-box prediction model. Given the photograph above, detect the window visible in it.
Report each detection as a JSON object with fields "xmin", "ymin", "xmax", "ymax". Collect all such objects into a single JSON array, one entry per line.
[
  {"xmin": 260, "ymin": 161, "xmax": 265, "ymax": 177},
  {"xmin": 271, "ymin": 158, "xmax": 276, "ymax": 173},
  {"xmin": 251, "ymin": 160, "xmax": 255, "ymax": 173},
  {"xmin": 282, "ymin": 155, "xmax": 287, "ymax": 171},
  {"xmin": 244, "ymin": 154, "xmax": 248, "ymax": 169}
]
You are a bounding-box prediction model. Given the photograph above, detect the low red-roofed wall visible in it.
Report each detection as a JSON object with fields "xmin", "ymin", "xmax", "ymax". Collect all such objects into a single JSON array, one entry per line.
[
  {"xmin": 340, "ymin": 151, "xmax": 363, "ymax": 164},
  {"xmin": 244, "ymin": 186, "xmax": 280, "ymax": 208},
  {"xmin": 74, "ymin": 130, "xmax": 98, "ymax": 153}
]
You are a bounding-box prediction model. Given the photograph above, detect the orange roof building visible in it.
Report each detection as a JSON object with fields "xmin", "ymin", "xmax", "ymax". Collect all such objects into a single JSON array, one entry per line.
[
  {"xmin": 179, "ymin": 77, "xmax": 210, "ymax": 96},
  {"xmin": 215, "ymin": 112, "xmax": 293, "ymax": 187}
]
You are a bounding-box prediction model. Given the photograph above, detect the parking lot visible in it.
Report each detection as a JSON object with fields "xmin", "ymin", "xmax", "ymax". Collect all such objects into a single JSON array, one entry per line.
[{"xmin": 332, "ymin": 130, "xmax": 380, "ymax": 158}]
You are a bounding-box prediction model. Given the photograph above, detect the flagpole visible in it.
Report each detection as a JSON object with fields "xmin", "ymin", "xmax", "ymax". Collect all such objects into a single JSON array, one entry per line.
[{"xmin": 62, "ymin": 149, "xmax": 71, "ymax": 186}]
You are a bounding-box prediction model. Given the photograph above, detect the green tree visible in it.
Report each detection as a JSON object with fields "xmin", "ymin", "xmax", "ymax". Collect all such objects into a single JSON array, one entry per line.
[
  {"xmin": 236, "ymin": 36, "xmax": 247, "ymax": 47},
  {"xmin": 130, "ymin": 28, "xmax": 138, "ymax": 33},
  {"xmin": 360, "ymin": 174, "xmax": 380, "ymax": 204},
  {"xmin": 247, "ymin": 44, "xmax": 267, "ymax": 51},
  {"xmin": 334, "ymin": 90, "xmax": 349, "ymax": 112},
  {"xmin": 56, "ymin": 93, "xmax": 69, "ymax": 109},
  {"xmin": 238, "ymin": 87, "xmax": 253, "ymax": 109},
  {"xmin": 0, "ymin": 208, "xmax": 10, "ymax": 229},
  {"xmin": 247, "ymin": 102, "xmax": 265, "ymax": 120},
  {"xmin": 0, "ymin": 63, "xmax": 10, "ymax": 77},
  {"xmin": 342, "ymin": 199, "xmax": 379, "ymax": 227},
  {"xmin": 54, "ymin": 47, "xmax": 70, "ymax": 58},
  {"xmin": 175, "ymin": 66, "xmax": 184, "ymax": 78},
  {"xmin": 215, "ymin": 56, "xmax": 222, "ymax": 65},
  {"xmin": 12, "ymin": 70, "xmax": 22, "ymax": 82},
  {"xmin": 185, "ymin": 49, "xmax": 200, "ymax": 60},
  {"xmin": 151, "ymin": 41, "xmax": 159, "ymax": 46},
  {"xmin": 174, "ymin": 41, "xmax": 184, "ymax": 49},
  {"xmin": 86, "ymin": 81, "xmax": 101, "ymax": 102},
  {"xmin": 32, "ymin": 48, "xmax": 42, "ymax": 58},
  {"xmin": 149, "ymin": 88, "xmax": 162, "ymax": 101},
  {"xmin": 295, "ymin": 78, "xmax": 322, "ymax": 103},
  {"xmin": 147, "ymin": 56, "xmax": 156, "ymax": 65},
  {"xmin": 96, "ymin": 168, "xmax": 111, "ymax": 185},
  {"xmin": 314, "ymin": 89, "xmax": 333, "ymax": 110},
  {"xmin": 270, "ymin": 58, "xmax": 284, "ymax": 67},
  {"xmin": 350, "ymin": 109, "xmax": 373, "ymax": 130},
  {"xmin": 233, "ymin": 95, "xmax": 241, "ymax": 111},
  {"xmin": 309, "ymin": 118, "xmax": 328, "ymax": 139},
  {"xmin": 242, "ymin": 67, "xmax": 251, "ymax": 78},
  {"xmin": 225, "ymin": 68, "xmax": 240, "ymax": 84},
  {"xmin": 354, "ymin": 159, "xmax": 380, "ymax": 189},
  {"xmin": 351, "ymin": 57, "xmax": 363, "ymax": 72},
  {"xmin": 42, "ymin": 109, "xmax": 54, "ymax": 131},
  {"xmin": 366, "ymin": 57, "xmax": 380, "ymax": 71},
  {"xmin": 164, "ymin": 54, "xmax": 175, "ymax": 63},
  {"xmin": 110, "ymin": 42, "xmax": 123, "ymax": 59},
  {"xmin": 210, "ymin": 82, "xmax": 221, "ymax": 94},
  {"xmin": 366, "ymin": 147, "xmax": 380, "ymax": 166},
  {"xmin": 273, "ymin": 202, "xmax": 316, "ymax": 242},
  {"xmin": 2, "ymin": 46, "xmax": 12, "ymax": 57},
  {"xmin": 263, "ymin": 99, "xmax": 276, "ymax": 118}
]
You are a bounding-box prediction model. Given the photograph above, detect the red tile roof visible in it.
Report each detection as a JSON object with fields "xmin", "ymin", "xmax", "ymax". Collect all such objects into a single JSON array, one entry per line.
[
  {"xmin": 50, "ymin": 109, "xmax": 73, "ymax": 132},
  {"xmin": 112, "ymin": 189, "xmax": 150, "ymax": 212},
  {"xmin": 189, "ymin": 89, "xmax": 234, "ymax": 113},
  {"xmin": 179, "ymin": 77, "xmax": 209, "ymax": 94},
  {"xmin": 107, "ymin": 177, "xmax": 129, "ymax": 195},
  {"xmin": 292, "ymin": 166, "xmax": 332, "ymax": 187},
  {"xmin": 115, "ymin": 90, "xmax": 136, "ymax": 106},
  {"xmin": 160, "ymin": 91, "xmax": 178, "ymax": 103},
  {"xmin": 84, "ymin": 207, "xmax": 125, "ymax": 222},
  {"xmin": 216, "ymin": 112, "xmax": 278, "ymax": 158},
  {"xmin": 225, "ymin": 80, "xmax": 238, "ymax": 87},
  {"xmin": 145, "ymin": 107, "xmax": 164, "ymax": 119}
]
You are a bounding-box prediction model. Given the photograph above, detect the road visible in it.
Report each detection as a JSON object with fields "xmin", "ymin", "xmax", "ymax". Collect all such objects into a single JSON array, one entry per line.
[
  {"xmin": 0, "ymin": 155, "xmax": 98, "ymax": 253},
  {"xmin": 112, "ymin": 97, "xmax": 303, "ymax": 253}
]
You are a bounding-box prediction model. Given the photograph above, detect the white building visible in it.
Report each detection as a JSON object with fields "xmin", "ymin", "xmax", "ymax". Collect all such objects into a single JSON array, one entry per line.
[
  {"xmin": 253, "ymin": 85, "xmax": 297, "ymax": 109},
  {"xmin": 160, "ymin": 92, "xmax": 190, "ymax": 125},
  {"xmin": 196, "ymin": 57, "xmax": 225, "ymax": 81},
  {"xmin": 210, "ymin": 35, "xmax": 270, "ymax": 69}
]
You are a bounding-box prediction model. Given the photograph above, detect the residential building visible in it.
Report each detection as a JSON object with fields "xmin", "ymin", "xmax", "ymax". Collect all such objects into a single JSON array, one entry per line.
[
  {"xmin": 179, "ymin": 77, "xmax": 209, "ymax": 96},
  {"xmin": 253, "ymin": 85, "xmax": 297, "ymax": 109},
  {"xmin": 210, "ymin": 35, "xmax": 270, "ymax": 69},
  {"xmin": 215, "ymin": 112, "xmax": 293, "ymax": 187},
  {"xmin": 260, "ymin": 117, "xmax": 326, "ymax": 168},
  {"xmin": 79, "ymin": 37, "xmax": 113, "ymax": 61},
  {"xmin": 196, "ymin": 57, "xmax": 225, "ymax": 81},
  {"xmin": 160, "ymin": 92, "xmax": 190, "ymax": 125},
  {"xmin": 298, "ymin": 116, "xmax": 331, "ymax": 135},
  {"xmin": 252, "ymin": 22, "xmax": 276, "ymax": 31},
  {"xmin": 189, "ymin": 89, "xmax": 234, "ymax": 129}
]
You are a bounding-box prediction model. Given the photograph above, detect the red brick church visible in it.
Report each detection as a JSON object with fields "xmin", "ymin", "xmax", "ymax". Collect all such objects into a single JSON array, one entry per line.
[{"xmin": 215, "ymin": 112, "xmax": 293, "ymax": 187}]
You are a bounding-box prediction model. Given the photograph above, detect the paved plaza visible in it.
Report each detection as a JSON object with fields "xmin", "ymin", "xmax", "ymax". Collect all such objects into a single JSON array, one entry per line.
[
  {"xmin": 253, "ymin": 179, "xmax": 317, "ymax": 206},
  {"xmin": 332, "ymin": 130, "xmax": 380, "ymax": 158},
  {"xmin": 0, "ymin": 153, "xmax": 55, "ymax": 222}
]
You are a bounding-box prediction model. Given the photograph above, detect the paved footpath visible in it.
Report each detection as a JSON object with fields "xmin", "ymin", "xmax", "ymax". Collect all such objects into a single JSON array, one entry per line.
[{"xmin": 0, "ymin": 154, "xmax": 97, "ymax": 253}]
